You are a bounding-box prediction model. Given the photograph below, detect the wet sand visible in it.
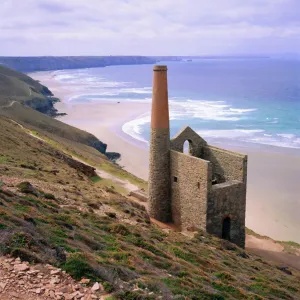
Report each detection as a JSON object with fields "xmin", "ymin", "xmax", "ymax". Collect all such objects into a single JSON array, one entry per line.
[{"xmin": 30, "ymin": 71, "xmax": 300, "ymax": 244}]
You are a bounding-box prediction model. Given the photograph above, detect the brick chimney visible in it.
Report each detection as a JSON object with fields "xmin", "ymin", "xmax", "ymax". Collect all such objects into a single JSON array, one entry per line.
[{"xmin": 148, "ymin": 65, "xmax": 171, "ymax": 222}]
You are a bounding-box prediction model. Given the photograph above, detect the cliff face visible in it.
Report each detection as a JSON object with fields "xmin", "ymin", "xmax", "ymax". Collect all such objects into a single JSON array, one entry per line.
[{"xmin": 0, "ymin": 56, "xmax": 156, "ymax": 72}]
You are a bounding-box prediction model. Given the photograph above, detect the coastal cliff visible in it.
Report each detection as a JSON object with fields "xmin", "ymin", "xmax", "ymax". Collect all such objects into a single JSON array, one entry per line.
[
  {"xmin": 0, "ymin": 65, "xmax": 108, "ymax": 156},
  {"xmin": 0, "ymin": 56, "xmax": 156, "ymax": 72}
]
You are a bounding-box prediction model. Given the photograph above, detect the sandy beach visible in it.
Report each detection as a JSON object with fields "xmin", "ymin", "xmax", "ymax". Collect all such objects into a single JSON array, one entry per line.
[{"xmin": 31, "ymin": 71, "xmax": 300, "ymax": 244}]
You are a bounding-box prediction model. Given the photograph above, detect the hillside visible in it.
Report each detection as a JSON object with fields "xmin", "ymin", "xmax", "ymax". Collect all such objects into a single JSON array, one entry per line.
[
  {"xmin": 0, "ymin": 65, "xmax": 125, "ymax": 160},
  {"xmin": 0, "ymin": 56, "xmax": 156, "ymax": 72},
  {"xmin": 0, "ymin": 64, "xmax": 61, "ymax": 116},
  {"xmin": 1, "ymin": 113, "xmax": 300, "ymax": 299}
]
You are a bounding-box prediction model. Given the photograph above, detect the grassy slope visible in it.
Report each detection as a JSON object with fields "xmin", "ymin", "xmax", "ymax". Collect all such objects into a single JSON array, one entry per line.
[
  {"xmin": 0, "ymin": 117, "xmax": 300, "ymax": 299},
  {"xmin": 0, "ymin": 64, "xmax": 144, "ymax": 187},
  {"xmin": 0, "ymin": 104, "xmax": 145, "ymax": 190},
  {"xmin": 0, "ymin": 64, "xmax": 53, "ymax": 107},
  {"xmin": 0, "ymin": 65, "xmax": 107, "ymax": 154},
  {"xmin": 0, "ymin": 102, "xmax": 107, "ymax": 153}
]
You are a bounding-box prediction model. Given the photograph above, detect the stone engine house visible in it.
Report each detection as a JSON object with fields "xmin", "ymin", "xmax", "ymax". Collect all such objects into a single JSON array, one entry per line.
[{"xmin": 148, "ymin": 65, "xmax": 248, "ymax": 248}]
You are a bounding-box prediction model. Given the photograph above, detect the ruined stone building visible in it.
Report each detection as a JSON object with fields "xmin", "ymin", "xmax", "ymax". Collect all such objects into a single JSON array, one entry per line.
[{"xmin": 148, "ymin": 65, "xmax": 248, "ymax": 248}]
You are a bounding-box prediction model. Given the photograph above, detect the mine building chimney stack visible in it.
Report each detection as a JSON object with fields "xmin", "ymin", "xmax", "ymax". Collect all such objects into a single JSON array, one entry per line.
[{"xmin": 148, "ymin": 65, "xmax": 171, "ymax": 222}]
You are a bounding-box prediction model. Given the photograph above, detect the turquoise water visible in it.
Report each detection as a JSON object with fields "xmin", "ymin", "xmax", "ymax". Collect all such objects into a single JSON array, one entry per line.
[{"xmin": 53, "ymin": 58, "xmax": 300, "ymax": 149}]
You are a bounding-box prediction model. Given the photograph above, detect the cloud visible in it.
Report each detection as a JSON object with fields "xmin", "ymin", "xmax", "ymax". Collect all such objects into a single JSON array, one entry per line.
[{"xmin": 0, "ymin": 0, "xmax": 299, "ymax": 55}]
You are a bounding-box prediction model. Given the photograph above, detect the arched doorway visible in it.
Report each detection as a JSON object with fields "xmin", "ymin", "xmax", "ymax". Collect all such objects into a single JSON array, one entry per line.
[
  {"xmin": 183, "ymin": 140, "xmax": 193, "ymax": 155},
  {"xmin": 222, "ymin": 217, "xmax": 231, "ymax": 241}
]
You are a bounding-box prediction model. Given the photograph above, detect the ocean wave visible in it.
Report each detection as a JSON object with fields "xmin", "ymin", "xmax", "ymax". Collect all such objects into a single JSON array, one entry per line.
[
  {"xmin": 119, "ymin": 87, "xmax": 152, "ymax": 94},
  {"xmin": 195, "ymin": 129, "xmax": 264, "ymax": 139},
  {"xmin": 122, "ymin": 113, "xmax": 150, "ymax": 144},
  {"xmin": 54, "ymin": 74, "xmax": 76, "ymax": 81},
  {"xmin": 122, "ymin": 113, "xmax": 300, "ymax": 149},
  {"xmin": 277, "ymin": 133, "xmax": 296, "ymax": 139},
  {"xmin": 247, "ymin": 136, "xmax": 300, "ymax": 149},
  {"xmin": 53, "ymin": 70, "xmax": 255, "ymax": 123},
  {"xmin": 167, "ymin": 99, "xmax": 256, "ymax": 122}
]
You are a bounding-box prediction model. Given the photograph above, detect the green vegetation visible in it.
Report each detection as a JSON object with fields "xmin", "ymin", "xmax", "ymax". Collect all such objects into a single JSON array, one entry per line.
[
  {"xmin": 0, "ymin": 64, "xmax": 62, "ymax": 116},
  {"xmin": 278, "ymin": 240, "xmax": 300, "ymax": 255},
  {"xmin": 63, "ymin": 253, "xmax": 98, "ymax": 280},
  {"xmin": 245, "ymin": 228, "xmax": 269, "ymax": 239},
  {"xmin": 1, "ymin": 167, "xmax": 299, "ymax": 298}
]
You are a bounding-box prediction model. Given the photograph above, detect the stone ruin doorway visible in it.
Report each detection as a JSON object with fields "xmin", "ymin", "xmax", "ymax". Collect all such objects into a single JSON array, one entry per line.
[{"xmin": 222, "ymin": 216, "xmax": 231, "ymax": 241}]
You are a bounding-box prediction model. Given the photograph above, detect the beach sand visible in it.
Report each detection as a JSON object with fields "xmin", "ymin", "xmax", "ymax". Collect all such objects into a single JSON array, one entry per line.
[{"xmin": 31, "ymin": 71, "xmax": 300, "ymax": 244}]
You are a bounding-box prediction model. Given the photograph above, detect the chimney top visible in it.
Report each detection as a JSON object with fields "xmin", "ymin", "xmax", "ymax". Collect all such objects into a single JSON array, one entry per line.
[{"xmin": 153, "ymin": 65, "xmax": 168, "ymax": 71}]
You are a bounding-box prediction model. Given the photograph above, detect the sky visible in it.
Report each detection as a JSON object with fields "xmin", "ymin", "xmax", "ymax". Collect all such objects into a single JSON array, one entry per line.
[{"xmin": 1, "ymin": 0, "xmax": 300, "ymax": 56}]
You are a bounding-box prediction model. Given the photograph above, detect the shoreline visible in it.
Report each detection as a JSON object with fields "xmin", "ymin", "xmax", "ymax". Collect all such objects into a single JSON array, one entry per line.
[{"xmin": 29, "ymin": 70, "xmax": 300, "ymax": 244}]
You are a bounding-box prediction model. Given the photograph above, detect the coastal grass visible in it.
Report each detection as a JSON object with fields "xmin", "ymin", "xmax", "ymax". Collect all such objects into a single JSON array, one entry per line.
[
  {"xmin": 1, "ymin": 179, "xmax": 300, "ymax": 299},
  {"xmin": 29, "ymin": 124, "xmax": 147, "ymax": 191}
]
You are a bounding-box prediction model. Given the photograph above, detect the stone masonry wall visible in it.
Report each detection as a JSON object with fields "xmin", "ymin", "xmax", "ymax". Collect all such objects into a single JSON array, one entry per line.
[
  {"xmin": 170, "ymin": 150, "xmax": 212, "ymax": 230},
  {"xmin": 207, "ymin": 181, "xmax": 246, "ymax": 248},
  {"xmin": 202, "ymin": 146, "xmax": 247, "ymax": 184},
  {"xmin": 148, "ymin": 128, "xmax": 171, "ymax": 222},
  {"xmin": 170, "ymin": 126, "xmax": 207, "ymax": 157}
]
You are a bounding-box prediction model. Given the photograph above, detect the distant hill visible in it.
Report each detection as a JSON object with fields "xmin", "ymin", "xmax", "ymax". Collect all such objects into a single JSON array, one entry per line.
[{"xmin": 0, "ymin": 56, "xmax": 156, "ymax": 72}]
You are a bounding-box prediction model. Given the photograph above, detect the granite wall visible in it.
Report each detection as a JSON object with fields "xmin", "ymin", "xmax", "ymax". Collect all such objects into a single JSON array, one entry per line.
[
  {"xmin": 170, "ymin": 126, "xmax": 207, "ymax": 157},
  {"xmin": 206, "ymin": 181, "xmax": 246, "ymax": 248},
  {"xmin": 170, "ymin": 150, "xmax": 212, "ymax": 230},
  {"xmin": 202, "ymin": 145, "xmax": 247, "ymax": 184},
  {"xmin": 148, "ymin": 128, "xmax": 171, "ymax": 222}
]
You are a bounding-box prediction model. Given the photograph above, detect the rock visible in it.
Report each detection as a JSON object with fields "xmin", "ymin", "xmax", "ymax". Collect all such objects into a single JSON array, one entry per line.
[
  {"xmin": 27, "ymin": 270, "xmax": 39, "ymax": 275},
  {"xmin": 91, "ymin": 282, "xmax": 100, "ymax": 291},
  {"xmin": 35, "ymin": 288, "xmax": 41, "ymax": 294},
  {"xmin": 58, "ymin": 285, "xmax": 72, "ymax": 293},
  {"xmin": 14, "ymin": 264, "xmax": 29, "ymax": 272},
  {"xmin": 50, "ymin": 269, "xmax": 61, "ymax": 275},
  {"xmin": 17, "ymin": 181, "xmax": 38, "ymax": 196},
  {"xmin": 91, "ymin": 282, "xmax": 103, "ymax": 292},
  {"xmin": 66, "ymin": 291, "xmax": 80, "ymax": 299},
  {"xmin": 50, "ymin": 290, "xmax": 55, "ymax": 298},
  {"xmin": 80, "ymin": 278, "xmax": 91, "ymax": 284},
  {"xmin": 55, "ymin": 246, "xmax": 67, "ymax": 263},
  {"xmin": 10, "ymin": 291, "xmax": 19, "ymax": 298},
  {"xmin": 0, "ymin": 281, "xmax": 7, "ymax": 290},
  {"xmin": 277, "ymin": 265, "xmax": 293, "ymax": 275},
  {"xmin": 105, "ymin": 212, "xmax": 116, "ymax": 218},
  {"xmin": 50, "ymin": 277, "xmax": 61, "ymax": 284}
]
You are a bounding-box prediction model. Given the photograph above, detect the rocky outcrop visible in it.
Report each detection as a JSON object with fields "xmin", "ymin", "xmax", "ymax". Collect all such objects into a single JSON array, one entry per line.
[
  {"xmin": 0, "ymin": 256, "xmax": 106, "ymax": 299},
  {"xmin": 54, "ymin": 150, "xmax": 97, "ymax": 178},
  {"xmin": 24, "ymin": 97, "xmax": 65, "ymax": 117}
]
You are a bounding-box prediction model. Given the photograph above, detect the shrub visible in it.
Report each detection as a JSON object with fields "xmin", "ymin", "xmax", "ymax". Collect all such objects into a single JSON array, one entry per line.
[
  {"xmin": 62, "ymin": 253, "xmax": 96, "ymax": 280},
  {"xmin": 109, "ymin": 224, "xmax": 130, "ymax": 236},
  {"xmin": 44, "ymin": 193, "xmax": 55, "ymax": 200},
  {"xmin": 17, "ymin": 182, "xmax": 38, "ymax": 196}
]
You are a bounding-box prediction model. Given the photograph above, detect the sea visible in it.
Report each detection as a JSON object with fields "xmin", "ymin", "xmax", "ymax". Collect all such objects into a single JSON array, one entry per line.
[{"xmin": 52, "ymin": 58, "xmax": 300, "ymax": 149}]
